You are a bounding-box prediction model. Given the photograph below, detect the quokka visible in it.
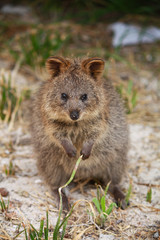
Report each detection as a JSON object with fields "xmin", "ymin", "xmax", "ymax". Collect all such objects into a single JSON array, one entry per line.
[{"xmin": 30, "ymin": 56, "xmax": 129, "ymax": 209}]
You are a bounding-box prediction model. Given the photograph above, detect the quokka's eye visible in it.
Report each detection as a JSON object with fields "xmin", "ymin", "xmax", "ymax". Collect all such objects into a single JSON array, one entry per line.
[
  {"xmin": 61, "ymin": 93, "xmax": 68, "ymax": 101},
  {"xmin": 80, "ymin": 94, "xmax": 88, "ymax": 102}
]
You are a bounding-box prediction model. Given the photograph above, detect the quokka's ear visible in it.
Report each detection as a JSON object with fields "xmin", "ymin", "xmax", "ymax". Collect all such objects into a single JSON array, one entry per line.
[
  {"xmin": 46, "ymin": 56, "xmax": 71, "ymax": 77},
  {"xmin": 82, "ymin": 57, "xmax": 105, "ymax": 80}
]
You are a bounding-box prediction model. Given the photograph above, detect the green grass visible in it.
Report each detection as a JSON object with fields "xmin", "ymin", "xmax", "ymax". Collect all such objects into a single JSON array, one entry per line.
[
  {"xmin": 0, "ymin": 72, "xmax": 28, "ymax": 124},
  {"xmin": 0, "ymin": 73, "xmax": 19, "ymax": 122},
  {"xmin": 0, "ymin": 196, "xmax": 9, "ymax": 213},
  {"xmin": 125, "ymin": 182, "xmax": 132, "ymax": 205},
  {"xmin": 92, "ymin": 183, "xmax": 117, "ymax": 227},
  {"xmin": 116, "ymin": 80, "xmax": 138, "ymax": 114},
  {"xmin": 0, "ymin": 72, "xmax": 31, "ymax": 126},
  {"xmin": 146, "ymin": 187, "xmax": 152, "ymax": 203},
  {"xmin": 22, "ymin": 214, "xmax": 48, "ymax": 240},
  {"xmin": 10, "ymin": 27, "xmax": 70, "ymax": 69},
  {"xmin": 4, "ymin": 160, "xmax": 15, "ymax": 176}
]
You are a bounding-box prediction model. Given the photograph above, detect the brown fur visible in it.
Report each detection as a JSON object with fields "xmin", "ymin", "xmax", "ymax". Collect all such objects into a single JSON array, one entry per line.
[{"xmin": 30, "ymin": 57, "xmax": 129, "ymax": 209}]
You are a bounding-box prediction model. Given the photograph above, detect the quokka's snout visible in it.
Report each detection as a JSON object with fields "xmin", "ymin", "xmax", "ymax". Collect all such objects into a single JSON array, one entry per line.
[
  {"xmin": 61, "ymin": 92, "xmax": 89, "ymax": 121},
  {"xmin": 70, "ymin": 110, "xmax": 79, "ymax": 121}
]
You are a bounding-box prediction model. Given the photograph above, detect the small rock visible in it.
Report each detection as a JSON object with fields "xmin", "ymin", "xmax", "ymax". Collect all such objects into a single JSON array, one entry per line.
[
  {"xmin": 120, "ymin": 73, "xmax": 129, "ymax": 81},
  {"xmin": 116, "ymin": 219, "xmax": 123, "ymax": 224},
  {"xmin": 99, "ymin": 234, "xmax": 114, "ymax": 240},
  {"xmin": 4, "ymin": 149, "xmax": 10, "ymax": 154},
  {"xmin": 1, "ymin": 4, "xmax": 30, "ymax": 15},
  {"xmin": 35, "ymin": 179, "xmax": 42, "ymax": 184},
  {"xmin": 20, "ymin": 191, "xmax": 29, "ymax": 198},
  {"xmin": 0, "ymin": 187, "xmax": 9, "ymax": 197},
  {"xmin": 153, "ymin": 231, "xmax": 159, "ymax": 239}
]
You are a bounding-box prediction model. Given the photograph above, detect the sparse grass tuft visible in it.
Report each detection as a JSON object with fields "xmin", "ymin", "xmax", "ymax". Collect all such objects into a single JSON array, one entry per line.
[
  {"xmin": 92, "ymin": 183, "xmax": 117, "ymax": 227},
  {"xmin": 116, "ymin": 80, "xmax": 138, "ymax": 114},
  {"xmin": 0, "ymin": 72, "xmax": 29, "ymax": 126},
  {"xmin": 3, "ymin": 160, "xmax": 15, "ymax": 176},
  {"xmin": 22, "ymin": 215, "xmax": 47, "ymax": 240},
  {"xmin": 146, "ymin": 187, "xmax": 152, "ymax": 203},
  {"xmin": 0, "ymin": 73, "xmax": 20, "ymax": 122},
  {"xmin": 10, "ymin": 27, "xmax": 70, "ymax": 69},
  {"xmin": 0, "ymin": 195, "xmax": 9, "ymax": 213},
  {"xmin": 125, "ymin": 182, "xmax": 132, "ymax": 206}
]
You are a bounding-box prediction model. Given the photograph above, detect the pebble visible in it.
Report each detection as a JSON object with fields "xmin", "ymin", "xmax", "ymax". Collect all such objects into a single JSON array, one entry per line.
[
  {"xmin": 153, "ymin": 231, "xmax": 159, "ymax": 239},
  {"xmin": 35, "ymin": 179, "xmax": 42, "ymax": 184},
  {"xmin": 0, "ymin": 187, "xmax": 9, "ymax": 197},
  {"xmin": 99, "ymin": 234, "xmax": 114, "ymax": 240}
]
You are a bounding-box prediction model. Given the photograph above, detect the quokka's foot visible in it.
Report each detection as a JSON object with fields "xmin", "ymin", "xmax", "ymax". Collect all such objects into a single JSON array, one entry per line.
[
  {"xmin": 52, "ymin": 189, "xmax": 70, "ymax": 212},
  {"xmin": 110, "ymin": 184, "xmax": 129, "ymax": 210}
]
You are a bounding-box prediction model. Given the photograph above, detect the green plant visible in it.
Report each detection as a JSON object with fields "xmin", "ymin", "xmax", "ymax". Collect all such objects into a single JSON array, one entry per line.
[
  {"xmin": 4, "ymin": 160, "xmax": 15, "ymax": 176},
  {"xmin": 92, "ymin": 183, "xmax": 117, "ymax": 227},
  {"xmin": 125, "ymin": 182, "xmax": 132, "ymax": 206},
  {"xmin": 0, "ymin": 196, "xmax": 9, "ymax": 212},
  {"xmin": 0, "ymin": 73, "xmax": 20, "ymax": 122},
  {"xmin": 21, "ymin": 213, "xmax": 48, "ymax": 240},
  {"xmin": 0, "ymin": 72, "xmax": 30, "ymax": 126},
  {"xmin": 116, "ymin": 80, "xmax": 137, "ymax": 114},
  {"xmin": 146, "ymin": 187, "xmax": 152, "ymax": 203},
  {"xmin": 10, "ymin": 28, "xmax": 69, "ymax": 68}
]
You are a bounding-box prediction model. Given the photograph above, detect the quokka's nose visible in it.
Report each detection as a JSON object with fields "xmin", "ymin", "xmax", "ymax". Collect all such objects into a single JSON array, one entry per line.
[{"xmin": 70, "ymin": 110, "xmax": 79, "ymax": 120}]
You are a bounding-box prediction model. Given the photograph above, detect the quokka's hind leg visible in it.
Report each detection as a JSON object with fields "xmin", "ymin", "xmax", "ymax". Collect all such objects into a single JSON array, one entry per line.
[
  {"xmin": 52, "ymin": 188, "xmax": 70, "ymax": 211},
  {"xmin": 100, "ymin": 171, "xmax": 128, "ymax": 209},
  {"xmin": 101, "ymin": 152, "xmax": 128, "ymax": 209},
  {"xmin": 46, "ymin": 165, "xmax": 70, "ymax": 211},
  {"xmin": 109, "ymin": 184, "xmax": 128, "ymax": 210}
]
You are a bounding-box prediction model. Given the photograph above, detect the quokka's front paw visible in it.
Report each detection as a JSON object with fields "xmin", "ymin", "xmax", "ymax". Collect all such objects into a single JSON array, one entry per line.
[
  {"xmin": 80, "ymin": 141, "xmax": 94, "ymax": 160},
  {"xmin": 61, "ymin": 139, "xmax": 77, "ymax": 158},
  {"xmin": 66, "ymin": 146, "xmax": 77, "ymax": 158}
]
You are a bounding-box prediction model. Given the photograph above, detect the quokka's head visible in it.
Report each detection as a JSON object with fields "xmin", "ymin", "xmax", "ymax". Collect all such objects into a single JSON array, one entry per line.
[{"xmin": 43, "ymin": 56, "xmax": 105, "ymax": 122}]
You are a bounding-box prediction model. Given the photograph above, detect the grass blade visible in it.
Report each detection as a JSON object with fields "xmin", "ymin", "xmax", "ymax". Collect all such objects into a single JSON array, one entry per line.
[
  {"xmin": 44, "ymin": 227, "xmax": 48, "ymax": 240},
  {"xmin": 24, "ymin": 228, "xmax": 28, "ymax": 240},
  {"xmin": 105, "ymin": 202, "xmax": 117, "ymax": 215},
  {"xmin": 61, "ymin": 220, "xmax": 67, "ymax": 240},
  {"xmin": 92, "ymin": 197, "xmax": 101, "ymax": 214},
  {"xmin": 38, "ymin": 219, "xmax": 44, "ymax": 238},
  {"xmin": 58, "ymin": 202, "xmax": 75, "ymax": 230},
  {"xmin": 44, "ymin": 210, "xmax": 49, "ymax": 240},
  {"xmin": 30, "ymin": 223, "xmax": 39, "ymax": 236},
  {"xmin": 125, "ymin": 183, "xmax": 132, "ymax": 205},
  {"xmin": 104, "ymin": 181, "xmax": 111, "ymax": 196},
  {"xmin": 127, "ymin": 80, "xmax": 133, "ymax": 95},
  {"xmin": 100, "ymin": 196, "xmax": 106, "ymax": 212},
  {"xmin": 146, "ymin": 187, "xmax": 152, "ymax": 203},
  {"xmin": 13, "ymin": 230, "xmax": 25, "ymax": 239},
  {"xmin": 29, "ymin": 232, "xmax": 35, "ymax": 240}
]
